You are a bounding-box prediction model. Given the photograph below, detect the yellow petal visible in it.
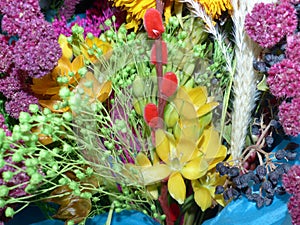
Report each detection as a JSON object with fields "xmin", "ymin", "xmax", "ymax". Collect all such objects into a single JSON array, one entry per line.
[
  {"xmin": 71, "ymin": 55, "xmax": 85, "ymax": 73},
  {"xmin": 155, "ymin": 129, "xmax": 170, "ymax": 164},
  {"xmin": 207, "ymin": 145, "xmax": 227, "ymax": 171},
  {"xmin": 181, "ymin": 157, "xmax": 208, "ymax": 180},
  {"xmin": 147, "ymin": 184, "xmax": 159, "ymax": 200},
  {"xmin": 141, "ymin": 164, "xmax": 171, "ymax": 185},
  {"xmin": 187, "ymin": 86, "xmax": 208, "ymax": 109},
  {"xmin": 175, "ymin": 137, "xmax": 197, "ymax": 164},
  {"xmin": 197, "ymin": 102, "xmax": 219, "ymax": 117},
  {"xmin": 58, "ymin": 34, "xmax": 73, "ymax": 60},
  {"xmin": 136, "ymin": 152, "xmax": 152, "ymax": 167},
  {"xmin": 173, "ymin": 87, "xmax": 197, "ymax": 120},
  {"xmin": 168, "ymin": 172, "xmax": 186, "ymax": 204},
  {"xmin": 194, "ymin": 186, "xmax": 212, "ymax": 211},
  {"xmin": 96, "ymin": 80, "xmax": 112, "ymax": 102}
]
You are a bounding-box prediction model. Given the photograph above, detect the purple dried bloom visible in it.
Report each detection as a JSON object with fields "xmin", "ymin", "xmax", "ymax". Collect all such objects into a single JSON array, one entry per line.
[
  {"xmin": 245, "ymin": 2, "xmax": 297, "ymax": 48},
  {"xmin": 5, "ymin": 91, "xmax": 39, "ymax": 119},
  {"xmin": 12, "ymin": 19, "xmax": 62, "ymax": 78},
  {"xmin": 283, "ymin": 165, "xmax": 300, "ymax": 225},
  {"xmin": 52, "ymin": 16, "xmax": 73, "ymax": 38},
  {"xmin": 0, "ymin": 72, "xmax": 28, "ymax": 98},
  {"xmin": 0, "ymin": 114, "xmax": 12, "ymax": 136},
  {"xmin": 278, "ymin": 97, "xmax": 300, "ymax": 136},
  {"xmin": 286, "ymin": 33, "xmax": 300, "ymax": 61},
  {"xmin": 0, "ymin": 36, "xmax": 14, "ymax": 74},
  {"xmin": 59, "ymin": 0, "xmax": 81, "ymax": 20},
  {"xmin": 0, "ymin": 0, "xmax": 44, "ymax": 36},
  {"xmin": 267, "ymin": 59, "xmax": 300, "ymax": 98},
  {"xmin": 52, "ymin": 0, "xmax": 126, "ymax": 38}
]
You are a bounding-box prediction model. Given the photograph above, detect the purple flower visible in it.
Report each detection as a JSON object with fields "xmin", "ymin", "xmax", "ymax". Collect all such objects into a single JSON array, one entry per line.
[
  {"xmin": 5, "ymin": 91, "xmax": 39, "ymax": 119},
  {"xmin": 245, "ymin": 2, "xmax": 297, "ymax": 48},
  {"xmin": 286, "ymin": 33, "xmax": 300, "ymax": 62},
  {"xmin": 0, "ymin": 114, "xmax": 12, "ymax": 137},
  {"xmin": 283, "ymin": 165, "xmax": 300, "ymax": 225},
  {"xmin": 59, "ymin": 0, "xmax": 81, "ymax": 20},
  {"xmin": 12, "ymin": 18, "xmax": 61, "ymax": 78},
  {"xmin": 267, "ymin": 59, "xmax": 300, "ymax": 98},
  {"xmin": 0, "ymin": 72, "xmax": 29, "ymax": 98},
  {"xmin": 278, "ymin": 97, "xmax": 300, "ymax": 136},
  {"xmin": 0, "ymin": 36, "xmax": 14, "ymax": 74},
  {"xmin": 52, "ymin": 0, "xmax": 126, "ymax": 38}
]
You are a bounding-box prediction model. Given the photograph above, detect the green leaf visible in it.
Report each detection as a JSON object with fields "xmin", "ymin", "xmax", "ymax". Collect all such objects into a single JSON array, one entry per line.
[{"xmin": 257, "ymin": 75, "xmax": 269, "ymax": 91}]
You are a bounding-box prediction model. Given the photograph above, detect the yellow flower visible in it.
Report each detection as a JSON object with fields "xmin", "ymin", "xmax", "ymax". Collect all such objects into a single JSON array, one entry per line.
[
  {"xmin": 192, "ymin": 171, "xmax": 227, "ymax": 211},
  {"xmin": 31, "ymin": 55, "xmax": 85, "ymax": 112},
  {"xmin": 80, "ymin": 36, "xmax": 112, "ymax": 63},
  {"xmin": 197, "ymin": 0, "xmax": 233, "ymax": 19},
  {"xmin": 111, "ymin": 0, "xmax": 174, "ymax": 32},
  {"xmin": 58, "ymin": 34, "xmax": 73, "ymax": 60}
]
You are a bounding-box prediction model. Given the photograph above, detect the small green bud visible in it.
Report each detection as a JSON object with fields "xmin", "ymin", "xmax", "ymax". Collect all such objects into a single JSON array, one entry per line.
[
  {"xmin": 58, "ymin": 178, "xmax": 68, "ymax": 185},
  {"xmin": 104, "ymin": 19, "xmax": 112, "ymax": 27},
  {"xmin": 67, "ymin": 220, "xmax": 75, "ymax": 225},
  {"xmin": 5, "ymin": 207, "xmax": 15, "ymax": 217},
  {"xmin": 2, "ymin": 171, "xmax": 13, "ymax": 182},
  {"xmin": 19, "ymin": 112, "xmax": 31, "ymax": 123},
  {"xmin": 29, "ymin": 104, "xmax": 39, "ymax": 113},
  {"xmin": 30, "ymin": 173, "xmax": 43, "ymax": 184},
  {"xmin": 43, "ymin": 108, "xmax": 52, "ymax": 115},
  {"xmin": 0, "ymin": 198, "xmax": 6, "ymax": 207},
  {"xmin": 164, "ymin": 104, "xmax": 179, "ymax": 128},
  {"xmin": 0, "ymin": 158, "xmax": 5, "ymax": 168},
  {"xmin": 80, "ymin": 192, "xmax": 92, "ymax": 199},
  {"xmin": 63, "ymin": 144, "xmax": 73, "ymax": 153},
  {"xmin": 132, "ymin": 77, "xmax": 145, "ymax": 97},
  {"xmin": 25, "ymin": 184, "xmax": 36, "ymax": 193},
  {"xmin": 59, "ymin": 87, "xmax": 71, "ymax": 99},
  {"xmin": 87, "ymin": 32, "xmax": 94, "ymax": 39},
  {"xmin": 0, "ymin": 185, "xmax": 9, "ymax": 197},
  {"xmin": 20, "ymin": 123, "xmax": 31, "ymax": 133},
  {"xmin": 12, "ymin": 152, "xmax": 23, "ymax": 162},
  {"xmin": 106, "ymin": 30, "xmax": 114, "ymax": 38},
  {"xmin": 78, "ymin": 67, "xmax": 88, "ymax": 77}
]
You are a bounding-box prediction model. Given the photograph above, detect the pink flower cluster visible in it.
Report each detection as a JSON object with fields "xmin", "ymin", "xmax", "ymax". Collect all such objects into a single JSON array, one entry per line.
[
  {"xmin": 245, "ymin": 2, "xmax": 297, "ymax": 48},
  {"xmin": 278, "ymin": 98, "xmax": 300, "ymax": 136},
  {"xmin": 267, "ymin": 59, "xmax": 300, "ymax": 98},
  {"xmin": 283, "ymin": 165, "xmax": 300, "ymax": 225}
]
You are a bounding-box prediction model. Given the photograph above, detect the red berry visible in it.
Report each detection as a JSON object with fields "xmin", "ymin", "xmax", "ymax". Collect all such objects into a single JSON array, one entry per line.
[
  {"xmin": 143, "ymin": 8, "xmax": 165, "ymax": 39},
  {"xmin": 144, "ymin": 103, "xmax": 159, "ymax": 128},
  {"xmin": 160, "ymin": 72, "xmax": 178, "ymax": 97}
]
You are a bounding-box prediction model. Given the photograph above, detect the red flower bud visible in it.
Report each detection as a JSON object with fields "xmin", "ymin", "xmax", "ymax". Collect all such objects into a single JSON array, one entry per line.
[
  {"xmin": 160, "ymin": 72, "xmax": 178, "ymax": 97},
  {"xmin": 150, "ymin": 40, "xmax": 168, "ymax": 65},
  {"xmin": 144, "ymin": 8, "xmax": 165, "ymax": 39},
  {"xmin": 144, "ymin": 103, "xmax": 159, "ymax": 128}
]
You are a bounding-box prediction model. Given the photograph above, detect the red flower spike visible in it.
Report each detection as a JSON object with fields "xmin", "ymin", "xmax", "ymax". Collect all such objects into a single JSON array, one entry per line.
[
  {"xmin": 144, "ymin": 8, "xmax": 165, "ymax": 39},
  {"xmin": 160, "ymin": 72, "xmax": 178, "ymax": 97},
  {"xmin": 150, "ymin": 40, "xmax": 168, "ymax": 65},
  {"xmin": 144, "ymin": 103, "xmax": 159, "ymax": 128}
]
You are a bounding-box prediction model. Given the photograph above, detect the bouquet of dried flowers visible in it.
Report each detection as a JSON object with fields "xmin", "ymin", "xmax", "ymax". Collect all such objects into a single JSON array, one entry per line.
[{"xmin": 0, "ymin": 0, "xmax": 299, "ymax": 225}]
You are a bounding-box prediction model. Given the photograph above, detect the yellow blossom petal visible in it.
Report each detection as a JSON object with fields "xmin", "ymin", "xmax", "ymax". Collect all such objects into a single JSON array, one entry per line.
[
  {"xmin": 181, "ymin": 157, "xmax": 208, "ymax": 180},
  {"xmin": 197, "ymin": 102, "xmax": 219, "ymax": 117},
  {"xmin": 168, "ymin": 172, "xmax": 186, "ymax": 204},
  {"xmin": 58, "ymin": 34, "xmax": 73, "ymax": 60},
  {"xmin": 155, "ymin": 129, "xmax": 171, "ymax": 164},
  {"xmin": 187, "ymin": 86, "xmax": 208, "ymax": 109},
  {"xmin": 197, "ymin": 0, "xmax": 233, "ymax": 19},
  {"xmin": 141, "ymin": 164, "xmax": 172, "ymax": 185},
  {"xmin": 193, "ymin": 185, "xmax": 212, "ymax": 211},
  {"xmin": 136, "ymin": 152, "xmax": 152, "ymax": 167}
]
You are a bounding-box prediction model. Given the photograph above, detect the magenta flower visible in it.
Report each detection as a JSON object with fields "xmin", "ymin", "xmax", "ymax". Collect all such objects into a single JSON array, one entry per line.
[
  {"xmin": 245, "ymin": 2, "xmax": 297, "ymax": 48},
  {"xmin": 278, "ymin": 97, "xmax": 300, "ymax": 136},
  {"xmin": 58, "ymin": 0, "xmax": 81, "ymax": 20},
  {"xmin": 286, "ymin": 33, "xmax": 300, "ymax": 62},
  {"xmin": 267, "ymin": 59, "xmax": 300, "ymax": 98},
  {"xmin": 283, "ymin": 165, "xmax": 300, "ymax": 225}
]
